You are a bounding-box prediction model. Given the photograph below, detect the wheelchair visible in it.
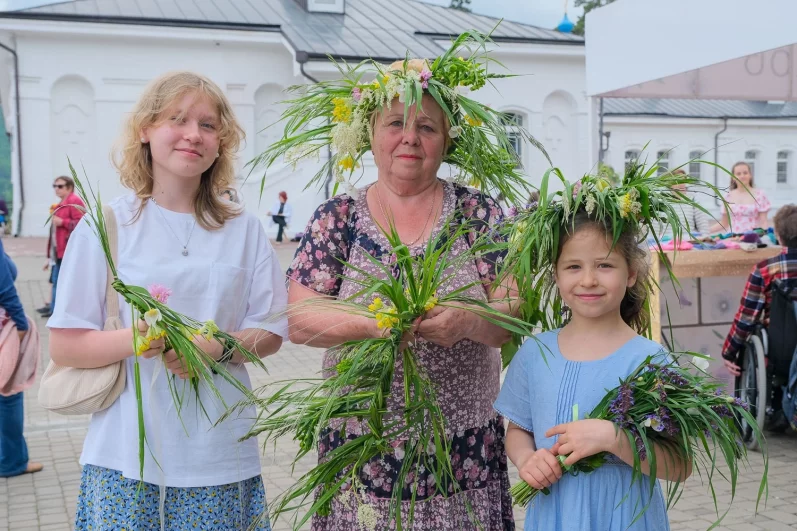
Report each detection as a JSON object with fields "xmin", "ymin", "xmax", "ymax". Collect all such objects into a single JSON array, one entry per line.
[{"xmin": 734, "ymin": 278, "xmax": 797, "ymax": 450}]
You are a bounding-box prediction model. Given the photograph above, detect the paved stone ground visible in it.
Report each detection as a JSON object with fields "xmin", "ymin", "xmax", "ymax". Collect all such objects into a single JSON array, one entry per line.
[{"xmin": 1, "ymin": 237, "xmax": 796, "ymax": 531}]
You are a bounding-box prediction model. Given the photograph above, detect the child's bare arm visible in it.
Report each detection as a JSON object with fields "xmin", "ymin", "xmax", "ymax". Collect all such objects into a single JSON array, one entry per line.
[
  {"xmin": 506, "ymin": 422, "xmax": 563, "ymax": 490},
  {"xmin": 505, "ymin": 422, "xmax": 536, "ymax": 469}
]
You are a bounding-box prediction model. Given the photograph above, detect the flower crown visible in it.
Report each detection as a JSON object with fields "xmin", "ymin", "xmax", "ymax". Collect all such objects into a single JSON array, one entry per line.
[
  {"xmin": 249, "ymin": 30, "xmax": 549, "ymax": 203},
  {"xmin": 492, "ymin": 157, "xmax": 731, "ymax": 359},
  {"xmin": 503, "ymin": 159, "xmax": 729, "ymax": 272}
]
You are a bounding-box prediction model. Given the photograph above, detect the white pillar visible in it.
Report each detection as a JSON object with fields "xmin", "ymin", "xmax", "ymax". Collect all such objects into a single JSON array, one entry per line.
[{"xmin": 586, "ymin": 95, "xmax": 599, "ymax": 171}]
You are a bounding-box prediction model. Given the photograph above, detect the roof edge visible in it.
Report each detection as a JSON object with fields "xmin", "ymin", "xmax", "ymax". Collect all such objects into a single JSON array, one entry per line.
[
  {"xmin": 605, "ymin": 111, "xmax": 797, "ymax": 120},
  {"xmin": 300, "ymin": 51, "xmax": 412, "ymax": 63},
  {"xmin": 0, "ymin": 11, "xmax": 281, "ymax": 32},
  {"xmin": 414, "ymin": 31, "xmax": 583, "ymax": 46}
]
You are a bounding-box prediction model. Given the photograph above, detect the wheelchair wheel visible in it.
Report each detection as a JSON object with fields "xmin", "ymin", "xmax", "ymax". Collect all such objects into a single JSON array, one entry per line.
[{"xmin": 735, "ymin": 334, "xmax": 767, "ymax": 451}]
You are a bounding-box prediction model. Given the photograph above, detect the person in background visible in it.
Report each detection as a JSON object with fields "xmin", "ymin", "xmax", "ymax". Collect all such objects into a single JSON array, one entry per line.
[
  {"xmin": 709, "ymin": 161, "xmax": 771, "ymax": 233},
  {"xmin": 0, "ymin": 237, "xmax": 40, "ymax": 477},
  {"xmin": 721, "ymin": 204, "xmax": 797, "ymax": 431},
  {"xmin": 722, "ymin": 204, "xmax": 797, "ymax": 376},
  {"xmin": 267, "ymin": 191, "xmax": 291, "ymax": 244},
  {"xmin": 40, "ymin": 176, "xmax": 84, "ymax": 318},
  {"xmin": 0, "ymin": 197, "xmax": 8, "ymax": 233},
  {"xmin": 659, "ymin": 169, "xmax": 711, "ymax": 240}
]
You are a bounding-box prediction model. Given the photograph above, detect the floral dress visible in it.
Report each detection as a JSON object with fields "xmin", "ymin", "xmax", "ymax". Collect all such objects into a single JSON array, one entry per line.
[
  {"xmin": 727, "ymin": 188, "xmax": 771, "ymax": 233},
  {"xmin": 286, "ymin": 180, "xmax": 514, "ymax": 530}
]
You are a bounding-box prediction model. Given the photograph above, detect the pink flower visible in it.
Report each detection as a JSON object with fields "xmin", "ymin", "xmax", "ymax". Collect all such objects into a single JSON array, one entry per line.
[
  {"xmin": 352, "ymin": 87, "xmax": 362, "ymax": 102},
  {"xmin": 420, "ymin": 69, "xmax": 432, "ymax": 89},
  {"xmin": 148, "ymin": 284, "xmax": 172, "ymax": 304}
]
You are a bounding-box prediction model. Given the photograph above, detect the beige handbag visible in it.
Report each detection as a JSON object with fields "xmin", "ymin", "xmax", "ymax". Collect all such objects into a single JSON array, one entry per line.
[{"xmin": 38, "ymin": 204, "xmax": 126, "ymax": 415}]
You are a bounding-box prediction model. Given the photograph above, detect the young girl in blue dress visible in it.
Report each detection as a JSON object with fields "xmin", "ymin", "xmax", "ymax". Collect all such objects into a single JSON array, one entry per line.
[{"xmin": 494, "ymin": 209, "xmax": 693, "ymax": 530}]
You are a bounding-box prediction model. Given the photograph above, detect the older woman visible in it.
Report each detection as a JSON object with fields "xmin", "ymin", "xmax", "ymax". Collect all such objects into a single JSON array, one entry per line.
[{"xmin": 286, "ymin": 64, "xmax": 516, "ymax": 529}]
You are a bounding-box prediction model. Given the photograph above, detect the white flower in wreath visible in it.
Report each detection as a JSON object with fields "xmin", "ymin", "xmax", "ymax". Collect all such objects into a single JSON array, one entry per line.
[
  {"xmin": 454, "ymin": 84, "xmax": 470, "ymax": 96},
  {"xmin": 448, "ymin": 125, "xmax": 463, "ymax": 139}
]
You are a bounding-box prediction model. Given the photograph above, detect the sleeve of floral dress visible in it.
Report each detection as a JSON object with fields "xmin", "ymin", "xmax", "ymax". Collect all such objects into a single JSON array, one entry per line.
[
  {"xmin": 459, "ymin": 188, "xmax": 507, "ymax": 286},
  {"xmin": 285, "ymin": 196, "xmax": 353, "ymax": 296}
]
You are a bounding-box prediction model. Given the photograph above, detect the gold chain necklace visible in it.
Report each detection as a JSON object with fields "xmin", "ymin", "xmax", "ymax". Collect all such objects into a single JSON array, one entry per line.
[{"xmin": 373, "ymin": 182, "xmax": 439, "ymax": 247}]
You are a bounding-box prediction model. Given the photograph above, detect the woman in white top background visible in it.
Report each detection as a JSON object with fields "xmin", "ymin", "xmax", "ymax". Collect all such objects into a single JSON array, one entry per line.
[{"xmin": 48, "ymin": 71, "xmax": 287, "ymax": 530}]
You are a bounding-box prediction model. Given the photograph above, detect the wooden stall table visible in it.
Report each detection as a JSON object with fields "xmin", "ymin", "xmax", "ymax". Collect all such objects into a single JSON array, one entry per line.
[{"xmin": 650, "ymin": 247, "xmax": 782, "ymax": 389}]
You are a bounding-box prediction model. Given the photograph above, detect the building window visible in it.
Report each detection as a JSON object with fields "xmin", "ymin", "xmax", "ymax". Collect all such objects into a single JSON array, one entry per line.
[
  {"xmin": 624, "ymin": 149, "xmax": 641, "ymax": 172},
  {"xmin": 777, "ymin": 151, "xmax": 791, "ymax": 183},
  {"xmin": 503, "ymin": 113, "xmax": 524, "ymax": 167},
  {"xmin": 656, "ymin": 150, "xmax": 670, "ymax": 176},
  {"xmin": 688, "ymin": 150, "xmax": 703, "ymax": 179},
  {"xmin": 744, "ymin": 150, "xmax": 758, "ymax": 176}
]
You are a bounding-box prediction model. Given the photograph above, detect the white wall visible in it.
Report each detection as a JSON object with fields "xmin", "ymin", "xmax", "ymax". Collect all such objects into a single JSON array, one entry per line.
[
  {"xmin": 11, "ymin": 19, "xmax": 794, "ymax": 239},
  {"xmin": 6, "ymin": 26, "xmax": 329, "ymax": 237},
  {"xmin": 604, "ymin": 116, "xmax": 797, "ymax": 216}
]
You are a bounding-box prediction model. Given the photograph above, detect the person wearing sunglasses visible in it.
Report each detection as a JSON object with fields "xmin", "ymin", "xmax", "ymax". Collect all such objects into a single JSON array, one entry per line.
[{"xmin": 39, "ymin": 176, "xmax": 84, "ymax": 318}]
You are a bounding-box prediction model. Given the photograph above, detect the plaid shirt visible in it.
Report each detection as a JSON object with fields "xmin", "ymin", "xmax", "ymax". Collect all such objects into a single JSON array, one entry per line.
[{"xmin": 722, "ymin": 247, "xmax": 797, "ymax": 361}]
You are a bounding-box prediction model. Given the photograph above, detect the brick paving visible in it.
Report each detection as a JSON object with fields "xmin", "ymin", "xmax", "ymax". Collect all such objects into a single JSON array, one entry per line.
[{"xmin": 1, "ymin": 237, "xmax": 796, "ymax": 531}]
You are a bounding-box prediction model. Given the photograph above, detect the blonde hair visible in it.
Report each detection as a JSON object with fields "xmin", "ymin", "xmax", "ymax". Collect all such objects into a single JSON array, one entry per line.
[
  {"xmin": 113, "ymin": 71, "xmax": 245, "ymax": 230},
  {"xmin": 370, "ymin": 58, "xmax": 452, "ymax": 157}
]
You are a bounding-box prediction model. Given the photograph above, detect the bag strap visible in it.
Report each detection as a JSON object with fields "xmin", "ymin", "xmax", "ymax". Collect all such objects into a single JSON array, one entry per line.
[{"xmin": 101, "ymin": 205, "xmax": 122, "ymax": 329}]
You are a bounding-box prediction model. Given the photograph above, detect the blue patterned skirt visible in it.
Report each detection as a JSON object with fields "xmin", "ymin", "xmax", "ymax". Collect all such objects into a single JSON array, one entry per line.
[{"xmin": 75, "ymin": 464, "xmax": 271, "ymax": 530}]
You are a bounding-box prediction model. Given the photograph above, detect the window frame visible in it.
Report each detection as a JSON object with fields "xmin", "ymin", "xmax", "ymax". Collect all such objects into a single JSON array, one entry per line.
[
  {"xmin": 656, "ymin": 149, "xmax": 671, "ymax": 176},
  {"xmin": 777, "ymin": 150, "xmax": 791, "ymax": 184},
  {"xmin": 502, "ymin": 111, "xmax": 526, "ymax": 169},
  {"xmin": 624, "ymin": 149, "xmax": 641, "ymax": 173},
  {"xmin": 688, "ymin": 149, "xmax": 703, "ymax": 179},
  {"xmin": 744, "ymin": 149, "xmax": 759, "ymax": 177}
]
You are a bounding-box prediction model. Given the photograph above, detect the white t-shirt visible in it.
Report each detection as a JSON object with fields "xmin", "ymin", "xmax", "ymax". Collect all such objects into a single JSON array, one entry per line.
[{"xmin": 48, "ymin": 194, "xmax": 288, "ymax": 487}]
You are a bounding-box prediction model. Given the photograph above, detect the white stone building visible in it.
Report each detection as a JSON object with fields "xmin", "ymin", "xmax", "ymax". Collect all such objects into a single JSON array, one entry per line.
[
  {"xmin": 0, "ymin": 0, "xmax": 792, "ymax": 237},
  {"xmin": 603, "ymin": 99, "xmax": 797, "ymax": 213}
]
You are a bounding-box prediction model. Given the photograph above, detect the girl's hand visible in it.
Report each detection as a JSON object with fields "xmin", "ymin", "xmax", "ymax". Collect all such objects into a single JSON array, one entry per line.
[
  {"xmin": 136, "ymin": 320, "xmax": 166, "ymax": 360},
  {"xmin": 546, "ymin": 419, "xmax": 617, "ymax": 467},
  {"xmin": 416, "ymin": 306, "xmax": 473, "ymax": 348},
  {"xmin": 159, "ymin": 335, "xmax": 225, "ymax": 380},
  {"xmin": 52, "ymin": 216, "xmax": 64, "ymax": 227},
  {"xmin": 518, "ymin": 448, "xmax": 563, "ymax": 490}
]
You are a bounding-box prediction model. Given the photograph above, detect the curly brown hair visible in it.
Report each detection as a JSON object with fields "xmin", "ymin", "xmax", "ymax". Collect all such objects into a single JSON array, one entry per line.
[
  {"xmin": 774, "ymin": 204, "xmax": 797, "ymax": 248},
  {"xmin": 556, "ymin": 209, "xmax": 652, "ymax": 333},
  {"xmin": 113, "ymin": 71, "xmax": 244, "ymax": 230}
]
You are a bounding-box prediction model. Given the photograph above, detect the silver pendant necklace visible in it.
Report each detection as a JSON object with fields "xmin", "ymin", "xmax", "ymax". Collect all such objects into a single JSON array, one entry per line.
[{"xmin": 151, "ymin": 198, "xmax": 197, "ymax": 256}]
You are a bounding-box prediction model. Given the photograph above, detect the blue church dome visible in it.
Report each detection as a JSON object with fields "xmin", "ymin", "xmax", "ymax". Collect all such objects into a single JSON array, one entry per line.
[{"xmin": 556, "ymin": 13, "xmax": 575, "ymax": 33}]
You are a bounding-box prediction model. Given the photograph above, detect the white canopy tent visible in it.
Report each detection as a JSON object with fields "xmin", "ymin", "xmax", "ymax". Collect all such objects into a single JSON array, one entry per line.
[
  {"xmin": 586, "ymin": 0, "xmax": 797, "ymax": 101},
  {"xmin": 584, "ymin": 0, "xmax": 797, "ymax": 166}
]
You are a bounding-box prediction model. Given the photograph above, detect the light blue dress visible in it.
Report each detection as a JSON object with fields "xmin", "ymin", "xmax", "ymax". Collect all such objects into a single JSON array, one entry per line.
[{"xmin": 494, "ymin": 330, "xmax": 670, "ymax": 531}]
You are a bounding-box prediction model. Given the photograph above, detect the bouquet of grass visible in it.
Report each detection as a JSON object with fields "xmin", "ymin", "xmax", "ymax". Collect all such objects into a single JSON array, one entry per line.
[
  {"xmin": 227, "ymin": 217, "xmax": 529, "ymax": 530},
  {"xmin": 510, "ymin": 355, "xmax": 768, "ymax": 526},
  {"xmin": 67, "ymin": 162, "xmax": 266, "ymax": 481},
  {"xmin": 495, "ymin": 155, "xmax": 733, "ymax": 365}
]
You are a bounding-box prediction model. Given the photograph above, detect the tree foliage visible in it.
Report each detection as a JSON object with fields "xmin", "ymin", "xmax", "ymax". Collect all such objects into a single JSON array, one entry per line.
[
  {"xmin": 449, "ymin": 0, "xmax": 472, "ymax": 12},
  {"xmin": 573, "ymin": 0, "xmax": 616, "ymax": 36}
]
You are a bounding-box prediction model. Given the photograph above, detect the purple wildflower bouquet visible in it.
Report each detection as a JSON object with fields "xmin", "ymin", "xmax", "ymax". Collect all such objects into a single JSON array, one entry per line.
[{"xmin": 511, "ymin": 355, "xmax": 768, "ymax": 524}]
